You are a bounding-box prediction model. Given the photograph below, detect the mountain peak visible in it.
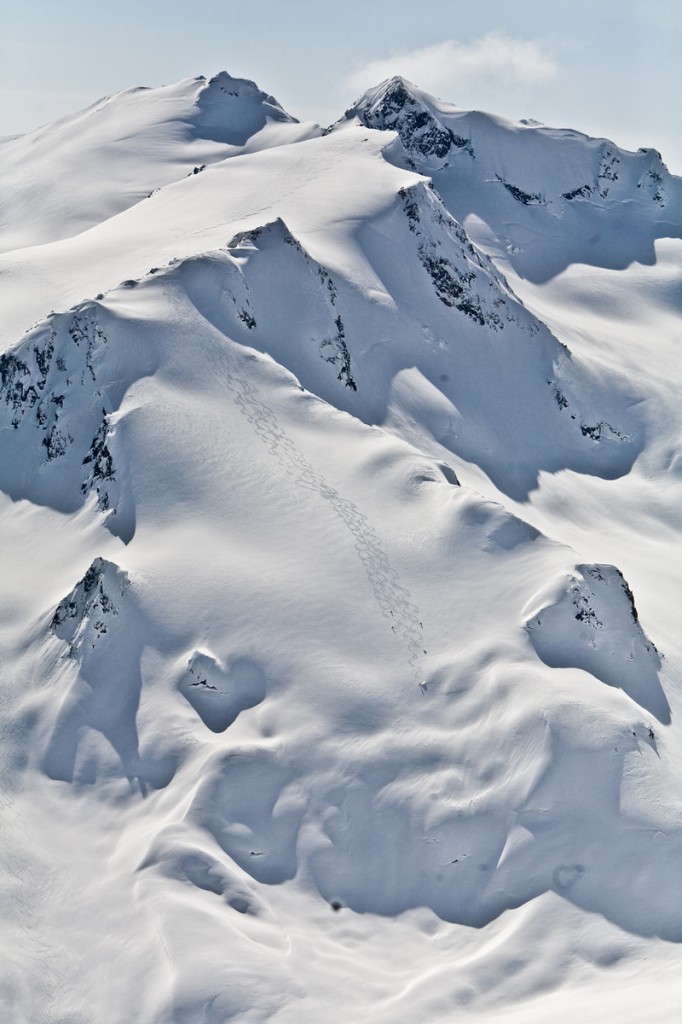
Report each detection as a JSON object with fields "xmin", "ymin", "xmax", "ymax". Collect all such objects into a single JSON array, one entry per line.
[
  {"xmin": 347, "ymin": 76, "xmax": 430, "ymax": 123},
  {"xmin": 198, "ymin": 71, "xmax": 298, "ymax": 127},
  {"xmin": 359, "ymin": 75, "xmax": 423, "ymax": 108},
  {"xmin": 343, "ymin": 76, "xmax": 468, "ymax": 167},
  {"xmin": 0, "ymin": 69, "xmax": 313, "ymax": 252}
]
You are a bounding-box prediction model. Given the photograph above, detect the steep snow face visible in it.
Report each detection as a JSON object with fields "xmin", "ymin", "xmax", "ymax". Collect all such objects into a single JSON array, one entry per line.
[
  {"xmin": 342, "ymin": 76, "xmax": 682, "ymax": 281},
  {"xmin": 0, "ymin": 72, "xmax": 318, "ymax": 252},
  {"xmin": 0, "ymin": 179, "xmax": 642, "ymax": 514},
  {"xmin": 354, "ymin": 180, "xmax": 641, "ymax": 498},
  {"xmin": 193, "ymin": 70, "xmax": 299, "ymax": 140},
  {"xmin": 2, "ymin": 70, "xmax": 682, "ymax": 1024},
  {"xmin": 526, "ymin": 563, "xmax": 666, "ymax": 720}
]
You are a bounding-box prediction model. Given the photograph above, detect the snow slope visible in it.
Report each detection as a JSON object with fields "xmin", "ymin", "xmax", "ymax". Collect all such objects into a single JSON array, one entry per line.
[
  {"xmin": 1, "ymin": 73, "xmax": 682, "ymax": 1023},
  {"xmin": 0, "ymin": 72, "xmax": 318, "ymax": 253}
]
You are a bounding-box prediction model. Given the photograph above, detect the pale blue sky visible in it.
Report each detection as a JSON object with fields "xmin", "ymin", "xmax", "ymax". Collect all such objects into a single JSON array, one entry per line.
[{"xmin": 2, "ymin": 0, "xmax": 681, "ymax": 172}]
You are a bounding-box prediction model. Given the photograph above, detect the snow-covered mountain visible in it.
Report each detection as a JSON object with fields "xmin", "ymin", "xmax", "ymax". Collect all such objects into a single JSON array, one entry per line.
[
  {"xmin": 1, "ymin": 72, "xmax": 682, "ymax": 1023},
  {"xmin": 0, "ymin": 72, "xmax": 318, "ymax": 253},
  {"xmin": 340, "ymin": 75, "xmax": 682, "ymax": 283}
]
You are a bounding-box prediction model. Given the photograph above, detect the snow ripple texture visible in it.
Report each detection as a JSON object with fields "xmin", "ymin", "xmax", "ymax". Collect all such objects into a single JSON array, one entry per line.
[{"xmin": 218, "ymin": 366, "xmax": 426, "ymax": 685}]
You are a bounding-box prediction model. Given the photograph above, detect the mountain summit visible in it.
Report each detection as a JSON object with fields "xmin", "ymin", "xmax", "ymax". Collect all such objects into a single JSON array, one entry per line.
[
  {"xmin": 341, "ymin": 75, "xmax": 467, "ymax": 165},
  {"xmin": 0, "ymin": 71, "xmax": 318, "ymax": 252},
  {"xmin": 0, "ymin": 70, "xmax": 681, "ymax": 1024},
  {"xmin": 337, "ymin": 75, "xmax": 681, "ymax": 281}
]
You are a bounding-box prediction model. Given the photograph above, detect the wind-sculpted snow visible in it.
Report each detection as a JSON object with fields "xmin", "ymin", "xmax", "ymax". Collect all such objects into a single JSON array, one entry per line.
[
  {"xmin": 23, "ymin": 291, "xmax": 677, "ymax": 952},
  {"xmin": 0, "ymin": 185, "xmax": 641, "ymax": 543},
  {"xmin": 194, "ymin": 71, "xmax": 299, "ymax": 145},
  {"xmin": 179, "ymin": 652, "xmax": 267, "ymax": 734},
  {"xmin": 153, "ymin": 632, "xmax": 682, "ymax": 944},
  {"xmin": 344, "ymin": 76, "xmax": 682, "ymax": 282},
  {"xmin": 525, "ymin": 563, "xmax": 668, "ymax": 722},
  {"xmin": 163, "ymin": 198, "xmax": 642, "ymax": 499},
  {"xmin": 185, "ymin": 219, "xmax": 358, "ymax": 392}
]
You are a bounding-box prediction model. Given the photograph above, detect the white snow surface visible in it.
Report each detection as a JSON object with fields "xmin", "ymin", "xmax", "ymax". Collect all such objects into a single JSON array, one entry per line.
[
  {"xmin": 0, "ymin": 72, "xmax": 318, "ymax": 254},
  {"xmin": 1, "ymin": 73, "xmax": 682, "ymax": 1023}
]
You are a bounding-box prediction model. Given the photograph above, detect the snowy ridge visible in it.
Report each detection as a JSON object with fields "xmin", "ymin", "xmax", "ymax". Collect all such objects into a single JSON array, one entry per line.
[
  {"xmin": 346, "ymin": 75, "xmax": 676, "ymax": 210},
  {"xmin": 0, "ymin": 178, "xmax": 639, "ymax": 517},
  {"xmin": 0, "ymin": 71, "xmax": 318, "ymax": 252},
  {"xmin": 342, "ymin": 76, "xmax": 682, "ymax": 281},
  {"xmin": 1, "ymin": 69, "xmax": 682, "ymax": 1023}
]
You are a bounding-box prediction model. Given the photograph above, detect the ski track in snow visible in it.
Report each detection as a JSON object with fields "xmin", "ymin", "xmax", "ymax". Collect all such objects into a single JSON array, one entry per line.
[
  {"xmin": 0, "ymin": 652, "xmax": 65, "ymax": 1021},
  {"xmin": 216, "ymin": 362, "xmax": 427, "ymax": 686}
]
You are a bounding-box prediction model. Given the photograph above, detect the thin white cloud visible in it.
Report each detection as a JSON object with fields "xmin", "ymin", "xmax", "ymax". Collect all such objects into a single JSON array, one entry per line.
[{"xmin": 347, "ymin": 34, "xmax": 559, "ymax": 99}]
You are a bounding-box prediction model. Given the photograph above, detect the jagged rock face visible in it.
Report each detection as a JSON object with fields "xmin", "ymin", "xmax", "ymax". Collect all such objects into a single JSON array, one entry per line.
[
  {"xmin": 345, "ymin": 76, "xmax": 473, "ymax": 168},
  {"xmin": 0, "ymin": 302, "xmax": 153, "ymax": 538},
  {"xmin": 399, "ymin": 182, "xmax": 516, "ymax": 328},
  {"xmin": 81, "ymin": 413, "xmax": 116, "ymax": 511},
  {"xmin": 50, "ymin": 557, "xmax": 129, "ymax": 658},
  {"xmin": 0, "ymin": 305, "xmax": 109, "ymax": 474},
  {"xmin": 341, "ymin": 77, "xmax": 681, "ymax": 283}
]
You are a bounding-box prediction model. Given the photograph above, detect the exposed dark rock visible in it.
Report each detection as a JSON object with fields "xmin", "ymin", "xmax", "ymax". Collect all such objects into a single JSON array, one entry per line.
[
  {"xmin": 352, "ymin": 78, "xmax": 474, "ymax": 162},
  {"xmin": 496, "ymin": 176, "xmax": 545, "ymax": 206},
  {"xmin": 321, "ymin": 315, "xmax": 357, "ymax": 390},
  {"xmin": 82, "ymin": 413, "xmax": 115, "ymax": 511},
  {"xmin": 317, "ymin": 267, "xmax": 338, "ymax": 305},
  {"xmin": 563, "ymin": 184, "xmax": 594, "ymax": 201},
  {"xmin": 238, "ymin": 308, "xmax": 257, "ymax": 329},
  {"xmin": 580, "ymin": 421, "xmax": 629, "ymax": 443}
]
